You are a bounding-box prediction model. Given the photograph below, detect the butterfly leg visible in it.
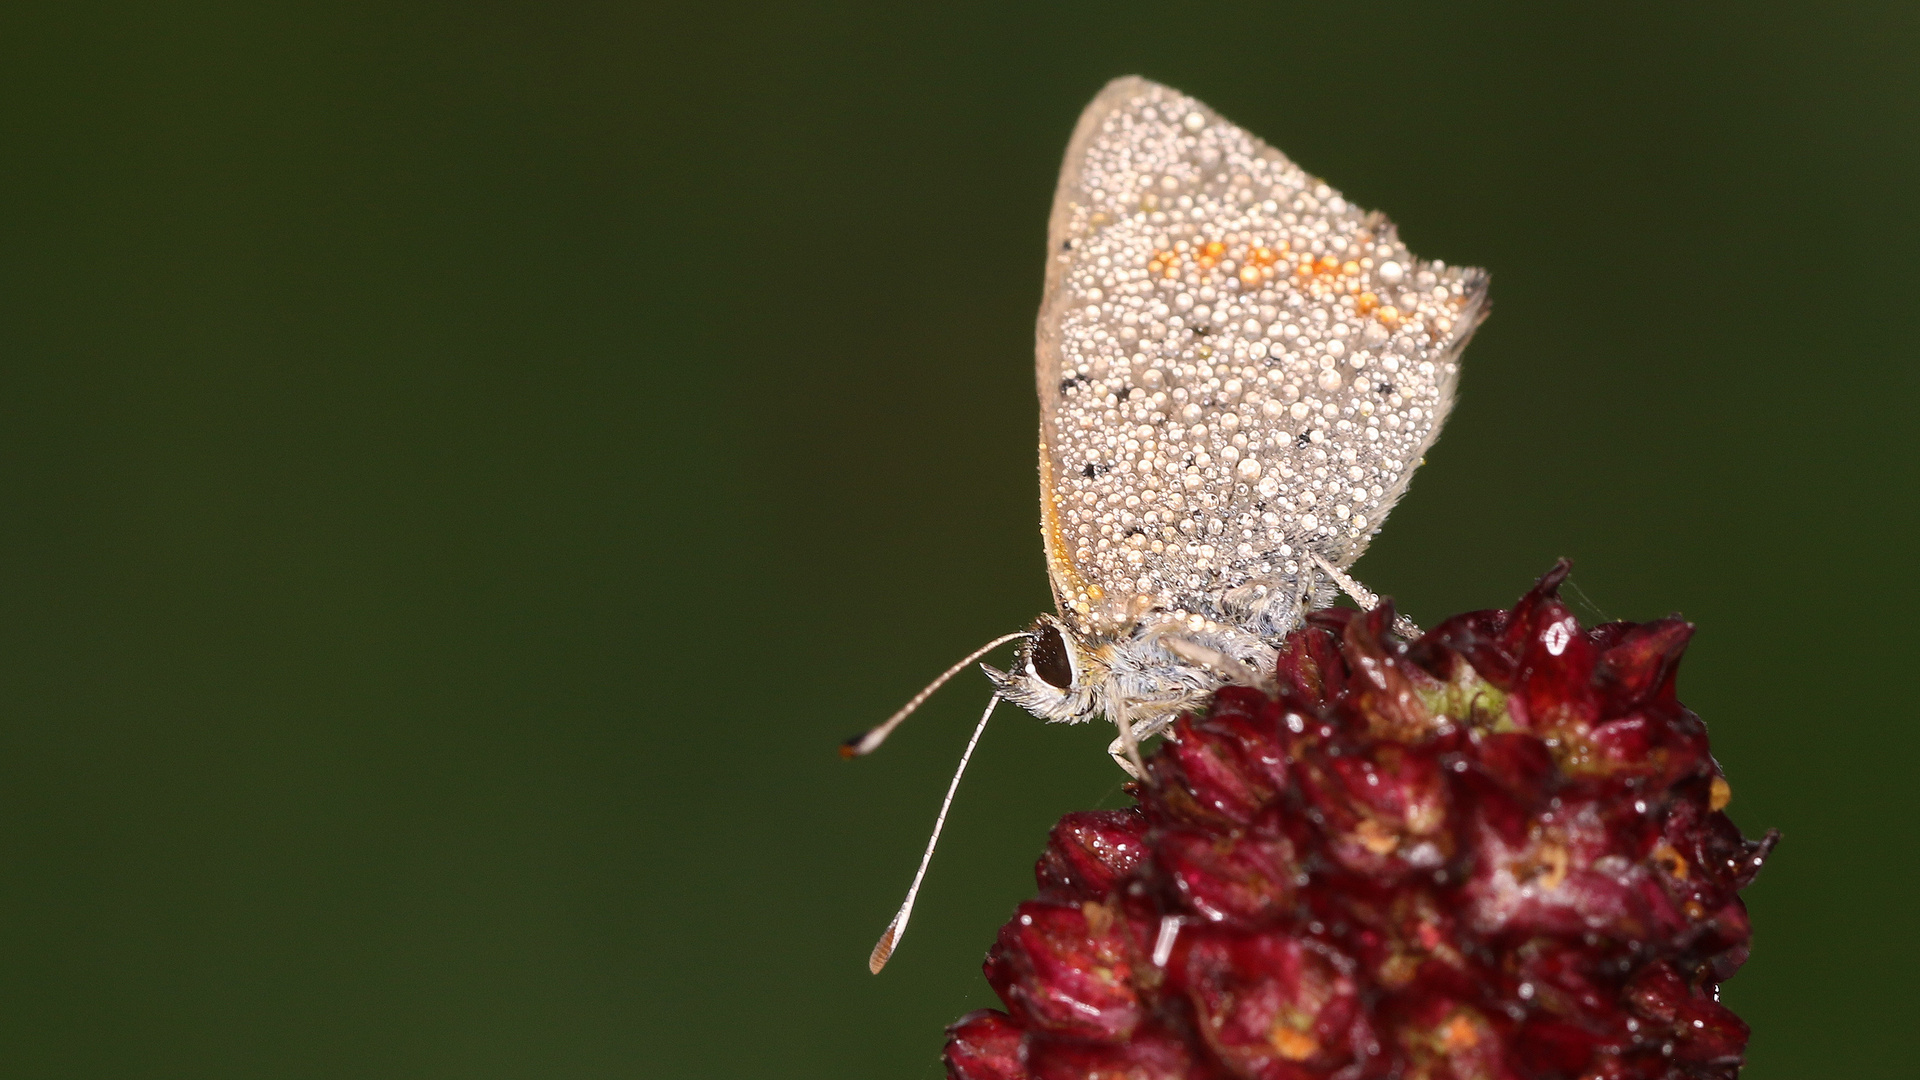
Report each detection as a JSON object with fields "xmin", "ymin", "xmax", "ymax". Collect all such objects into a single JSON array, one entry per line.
[
  {"xmin": 1105, "ymin": 712, "xmax": 1179, "ymax": 778},
  {"xmin": 1308, "ymin": 553, "xmax": 1422, "ymax": 637},
  {"xmin": 1108, "ymin": 697, "xmax": 1149, "ymax": 780}
]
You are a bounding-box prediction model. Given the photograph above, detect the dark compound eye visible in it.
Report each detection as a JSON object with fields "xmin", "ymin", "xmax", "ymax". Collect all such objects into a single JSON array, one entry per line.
[{"xmin": 1029, "ymin": 622, "xmax": 1074, "ymax": 689}]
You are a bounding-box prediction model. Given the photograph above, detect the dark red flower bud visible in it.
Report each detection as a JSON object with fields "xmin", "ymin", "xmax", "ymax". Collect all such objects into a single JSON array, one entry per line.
[
  {"xmin": 1156, "ymin": 826, "xmax": 1298, "ymax": 925},
  {"xmin": 1177, "ymin": 929, "xmax": 1370, "ymax": 1076},
  {"xmin": 1595, "ymin": 619, "xmax": 1694, "ymax": 708},
  {"xmin": 944, "ymin": 1010, "xmax": 1029, "ymax": 1080},
  {"xmin": 1034, "ymin": 810, "xmax": 1149, "ymax": 902},
  {"xmin": 984, "ymin": 900, "xmax": 1143, "ymax": 1042}
]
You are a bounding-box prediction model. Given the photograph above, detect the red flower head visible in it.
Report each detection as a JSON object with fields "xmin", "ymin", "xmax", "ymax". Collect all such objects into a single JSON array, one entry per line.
[{"xmin": 947, "ymin": 563, "xmax": 1776, "ymax": 1080}]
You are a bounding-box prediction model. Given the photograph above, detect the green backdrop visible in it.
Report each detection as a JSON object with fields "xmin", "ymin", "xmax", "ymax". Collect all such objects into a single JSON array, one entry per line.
[{"xmin": 1, "ymin": 3, "xmax": 1912, "ymax": 1077}]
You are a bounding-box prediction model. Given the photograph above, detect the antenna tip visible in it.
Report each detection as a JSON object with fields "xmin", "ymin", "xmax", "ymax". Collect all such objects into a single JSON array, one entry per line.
[
  {"xmin": 868, "ymin": 923, "xmax": 898, "ymax": 974},
  {"xmin": 839, "ymin": 732, "xmax": 870, "ymax": 759}
]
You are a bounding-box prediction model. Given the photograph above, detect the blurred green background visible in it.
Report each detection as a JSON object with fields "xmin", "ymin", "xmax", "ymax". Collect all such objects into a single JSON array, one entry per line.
[{"xmin": 0, "ymin": 2, "xmax": 1912, "ymax": 1076}]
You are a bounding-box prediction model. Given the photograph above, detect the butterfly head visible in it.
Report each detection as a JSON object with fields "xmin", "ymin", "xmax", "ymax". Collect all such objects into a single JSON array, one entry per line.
[{"xmin": 983, "ymin": 614, "xmax": 1106, "ymax": 724}]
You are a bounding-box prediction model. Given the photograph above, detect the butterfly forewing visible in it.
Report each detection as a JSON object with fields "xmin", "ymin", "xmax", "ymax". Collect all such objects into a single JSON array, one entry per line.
[{"xmin": 1037, "ymin": 77, "xmax": 1487, "ymax": 639}]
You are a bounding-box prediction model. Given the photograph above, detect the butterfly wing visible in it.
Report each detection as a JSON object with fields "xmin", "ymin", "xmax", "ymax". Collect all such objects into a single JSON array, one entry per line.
[{"xmin": 1036, "ymin": 77, "xmax": 1487, "ymax": 637}]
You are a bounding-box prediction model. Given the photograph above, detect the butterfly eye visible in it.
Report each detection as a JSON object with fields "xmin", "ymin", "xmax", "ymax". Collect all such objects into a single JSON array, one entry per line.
[{"xmin": 1029, "ymin": 622, "xmax": 1075, "ymax": 689}]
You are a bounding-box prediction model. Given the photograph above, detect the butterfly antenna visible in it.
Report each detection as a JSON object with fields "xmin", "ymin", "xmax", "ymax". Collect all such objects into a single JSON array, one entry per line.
[
  {"xmin": 839, "ymin": 632, "xmax": 1026, "ymax": 758},
  {"xmin": 867, "ymin": 691, "xmax": 1002, "ymax": 974}
]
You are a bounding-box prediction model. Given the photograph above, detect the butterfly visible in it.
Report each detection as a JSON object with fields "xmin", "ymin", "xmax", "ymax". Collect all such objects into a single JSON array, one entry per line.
[{"xmin": 846, "ymin": 76, "xmax": 1487, "ymax": 972}]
